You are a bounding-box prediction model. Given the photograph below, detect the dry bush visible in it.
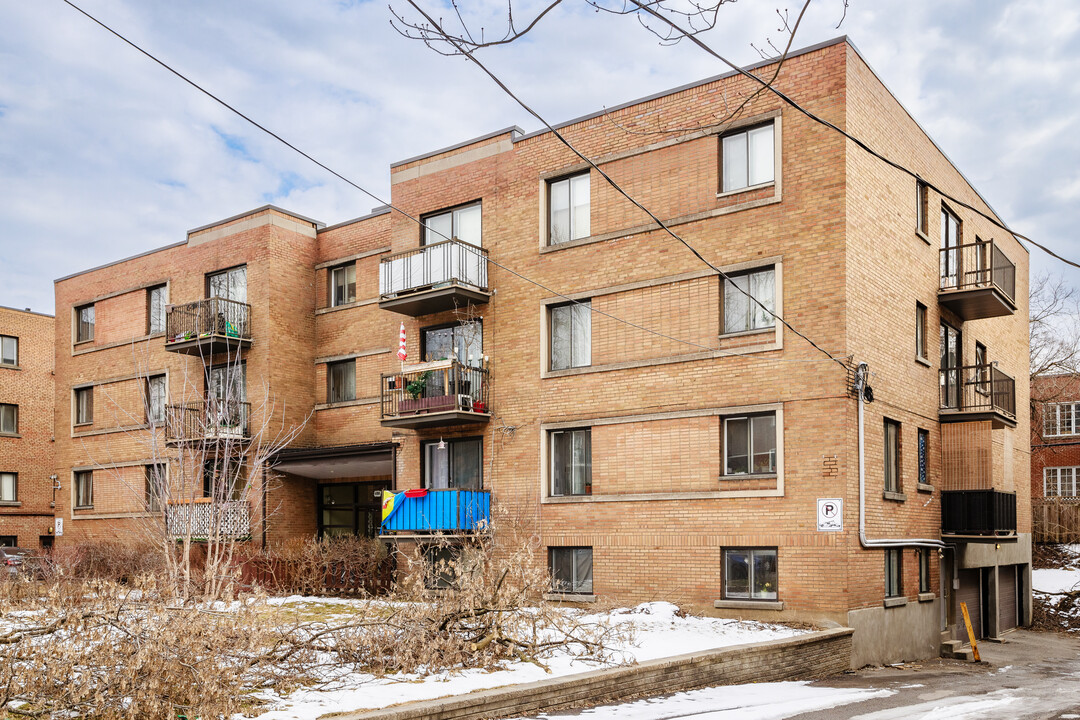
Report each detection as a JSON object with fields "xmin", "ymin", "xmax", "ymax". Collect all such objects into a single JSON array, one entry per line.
[
  {"xmin": 46, "ymin": 539, "xmax": 169, "ymax": 584},
  {"xmin": 238, "ymin": 535, "xmax": 394, "ymax": 597}
]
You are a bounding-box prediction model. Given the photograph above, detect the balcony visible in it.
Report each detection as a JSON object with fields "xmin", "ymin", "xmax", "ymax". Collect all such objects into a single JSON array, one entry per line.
[
  {"xmin": 379, "ymin": 240, "xmax": 490, "ymax": 316},
  {"xmin": 380, "ymin": 359, "xmax": 490, "ymax": 429},
  {"xmin": 939, "ymin": 241, "xmax": 1016, "ymax": 320},
  {"xmin": 165, "ymin": 499, "xmax": 251, "ymax": 541},
  {"xmin": 165, "ymin": 297, "xmax": 252, "ymax": 355},
  {"xmin": 939, "ymin": 364, "xmax": 1016, "ymax": 428},
  {"xmin": 380, "ymin": 488, "xmax": 491, "ymax": 536},
  {"xmin": 165, "ymin": 400, "xmax": 251, "ymax": 445},
  {"xmin": 941, "ymin": 489, "xmax": 1016, "ymax": 539}
]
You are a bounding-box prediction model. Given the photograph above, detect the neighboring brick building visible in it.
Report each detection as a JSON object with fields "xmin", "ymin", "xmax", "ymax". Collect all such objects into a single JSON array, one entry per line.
[
  {"xmin": 0, "ymin": 306, "xmax": 56, "ymax": 548},
  {"xmin": 44, "ymin": 37, "xmax": 1029, "ymax": 666},
  {"xmin": 1030, "ymin": 373, "xmax": 1080, "ymax": 543}
]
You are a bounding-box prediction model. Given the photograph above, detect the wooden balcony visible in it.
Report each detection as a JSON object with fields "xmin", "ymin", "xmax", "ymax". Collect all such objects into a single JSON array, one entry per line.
[
  {"xmin": 165, "ymin": 400, "xmax": 251, "ymax": 446},
  {"xmin": 164, "ymin": 297, "xmax": 252, "ymax": 355},
  {"xmin": 939, "ymin": 364, "xmax": 1016, "ymax": 428},
  {"xmin": 939, "ymin": 241, "xmax": 1016, "ymax": 320},
  {"xmin": 165, "ymin": 498, "xmax": 251, "ymax": 541},
  {"xmin": 380, "ymin": 359, "xmax": 490, "ymax": 429},
  {"xmin": 941, "ymin": 489, "xmax": 1016, "ymax": 540},
  {"xmin": 378, "ymin": 240, "xmax": 490, "ymax": 316},
  {"xmin": 380, "ymin": 488, "xmax": 491, "ymax": 536}
]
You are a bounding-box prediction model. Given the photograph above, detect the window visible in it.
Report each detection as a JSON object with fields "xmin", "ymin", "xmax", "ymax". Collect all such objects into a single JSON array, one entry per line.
[
  {"xmin": 917, "ymin": 429, "xmax": 929, "ymax": 486},
  {"xmin": 721, "ymin": 123, "xmax": 774, "ymax": 192},
  {"xmin": 423, "ymin": 202, "xmax": 482, "ymax": 247},
  {"xmin": 1044, "ymin": 402, "xmax": 1080, "ymax": 437},
  {"xmin": 548, "ymin": 173, "xmax": 590, "ymax": 245},
  {"xmin": 0, "ymin": 335, "xmax": 17, "ymax": 366},
  {"xmin": 146, "ymin": 375, "xmax": 167, "ymax": 424},
  {"xmin": 916, "ymin": 180, "xmax": 928, "ymax": 235},
  {"xmin": 550, "ymin": 428, "xmax": 591, "ymax": 496},
  {"xmin": 76, "ymin": 304, "xmax": 95, "ymax": 343},
  {"xmin": 203, "ymin": 456, "xmax": 245, "ymax": 500},
  {"xmin": 940, "ymin": 206, "xmax": 962, "ymax": 289},
  {"xmin": 425, "ymin": 545, "xmax": 462, "ymax": 590},
  {"xmin": 422, "ymin": 321, "xmax": 483, "ymax": 365},
  {"xmin": 884, "ymin": 419, "xmax": 900, "ymax": 493},
  {"xmin": 974, "ymin": 342, "xmax": 990, "ymax": 394},
  {"xmin": 0, "ymin": 404, "xmax": 16, "ymax": 434},
  {"xmin": 423, "ymin": 437, "xmax": 482, "ymax": 489},
  {"xmin": 74, "ymin": 470, "xmax": 93, "ymax": 508},
  {"xmin": 0, "ymin": 536, "xmax": 15, "ymax": 547},
  {"xmin": 723, "ymin": 548, "xmax": 778, "ymax": 600},
  {"xmin": 723, "ymin": 268, "xmax": 775, "ymax": 334},
  {"xmin": 207, "ymin": 266, "xmax": 247, "ymax": 303},
  {"xmin": 885, "ymin": 548, "xmax": 902, "ymax": 598},
  {"xmin": 1044, "ymin": 467, "xmax": 1079, "ymax": 497},
  {"xmin": 550, "ymin": 547, "xmax": 593, "ymax": 594},
  {"xmin": 327, "ymin": 360, "xmax": 356, "ymax": 404},
  {"xmin": 915, "ymin": 303, "xmax": 927, "ymax": 360},
  {"xmin": 145, "ymin": 464, "xmax": 166, "ymax": 512},
  {"xmin": 147, "ymin": 285, "xmax": 167, "ymax": 334},
  {"xmin": 918, "ymin": 549, "xmax": 931, "ymax": 594},
  {"xmin": 329, "ymin": 263, "xmax": 357, "ymax": 307},
  {"xmin": 0, "ymin": 472, "xmax": 16, "ymax": 502},
  {"xmin": 940, "ymin": 322, "xmax": 961, "ymax": 409},
  {"xmin": 724, "ymin": 413, "xmax": 776, "ymax": 475},
  {"xmin": 549, "ymin": 301, "xmax": 591, "ymax": 371},
  {"xmin": 74, "ymin": 387, "xmax": 93, "ymax": 426}
]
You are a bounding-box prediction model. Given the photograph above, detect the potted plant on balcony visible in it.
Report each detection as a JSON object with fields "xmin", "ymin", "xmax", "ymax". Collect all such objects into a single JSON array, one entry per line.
[{"xmin": 398, "ymin": 371, "xmax": 431, "ymax": 415}]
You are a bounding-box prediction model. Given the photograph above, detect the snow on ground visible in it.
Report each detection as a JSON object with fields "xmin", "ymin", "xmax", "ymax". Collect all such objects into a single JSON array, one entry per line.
[
  {"xmin": 255, "ymin": 601, "xmax": 810, "ymax": 720},
  {"xmin": 1033, "ymin": 544, "xmax": 1080, "ymax": 594}
]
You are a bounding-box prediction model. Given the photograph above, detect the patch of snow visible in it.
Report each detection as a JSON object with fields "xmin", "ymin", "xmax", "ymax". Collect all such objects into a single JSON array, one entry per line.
[
  {"xmin": 847, "ymin": 689, "xmax": 1019, "ymax": 720},
  {"xmin": 1033, "ymin": 568, "xmax": 1080, "ymax": 595}
]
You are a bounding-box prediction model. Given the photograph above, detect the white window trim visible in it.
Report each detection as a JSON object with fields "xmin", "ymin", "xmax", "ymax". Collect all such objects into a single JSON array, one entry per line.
[
  {"xmin": 719, "ymin": 262, "xmax": 783, "ymax": 348},
  {"xmin": 1044, "ymin": 466, "xmax": 1079, "ymax": 497},
  {"xmin": 542, "ymin": 171, "xmax": 592, "ymax": 248},
  {"xmin": 1044, "ymin": 402, "xmax": 1080, "ymax": 437},
  {"xmin": 716, "ymin": 114, "xmax": 783, "ymax": 200}
]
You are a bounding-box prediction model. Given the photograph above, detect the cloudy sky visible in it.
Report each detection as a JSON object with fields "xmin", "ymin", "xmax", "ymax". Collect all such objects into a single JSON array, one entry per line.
[{"xmin": 1, "ymin": 0, "xmax": 1077, "ymax": 315}]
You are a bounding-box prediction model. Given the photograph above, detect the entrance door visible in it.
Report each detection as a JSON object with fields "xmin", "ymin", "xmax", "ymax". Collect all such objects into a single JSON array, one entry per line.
[
  {"xmin": 956, "ymin": 568, "xmax": 982, "ymax": 641},
  {"xmin": 999, "ymin": 565, "xmax": 1018, "ymax": 633},
  {"xmin": 318, "ymin": 482, "xmax": 390, "ymax": 538}
]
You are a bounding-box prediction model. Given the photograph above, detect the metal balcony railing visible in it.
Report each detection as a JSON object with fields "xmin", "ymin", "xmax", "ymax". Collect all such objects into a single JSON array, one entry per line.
[
  {"xmin": 379, "ymin": 240, "xmax": 488, "ymax": 297},
  {"xmin": 165, "ymin": 400, "xmax": 251, "ymax": 444},
  {"xmin": 380, "ymin": 359, "xmax": 490, "ymax": 420},
  {"xmin": 939, "ymin": 364, "xmax": 1016, "ymax": 420},
  {"xmin": 939, "ymin": 240, "xmax": 1016, "ymax": 303},
  {"xmin": 165, "ymin": 499, "xmax": 251, "ymax": 540},
  {"xmin": 941, "ymin": 489, "xmax": 1016, "ymax": 536},
  {"xmin": 380, "ymin": 488, "xmax": 491, "ymax": 534},
  {"xmin": 165, "ymin": 297, "xmax": 252, "ymax": 346}
]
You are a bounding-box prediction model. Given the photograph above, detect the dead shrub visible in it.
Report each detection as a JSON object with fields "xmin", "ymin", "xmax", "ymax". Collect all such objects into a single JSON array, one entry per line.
[
  {"xmin": 238, "ymin": 535, "xmax": 394, "ymax": 596},
  {"xmin": 45, "ymin": 539, "xmax": 169, "ymax": 583}
]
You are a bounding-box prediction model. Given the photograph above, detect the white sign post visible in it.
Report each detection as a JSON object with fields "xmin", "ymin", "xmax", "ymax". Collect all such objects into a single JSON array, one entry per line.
[{"xmin": 817, "ymin": 498, "xmax": 843, "ymax": 532}]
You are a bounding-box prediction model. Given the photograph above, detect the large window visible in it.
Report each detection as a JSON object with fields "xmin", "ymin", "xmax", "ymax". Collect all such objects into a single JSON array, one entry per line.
[
  {"xmin": 74, "ymin": 470, "xmax": 93, "ymax": 508},
  {"xmin": 145, "ymin": 464, "xmax": 166, "ymax": 513},
  {"xmin": 721, "ymin": 123, "xmax": 774, "ymax": 193},
  {"xmin": 723, "ymin": 548, "xmax": 778, "ymax": 600},
  {"xmin": 0, "ymin": 335, "xmax": 17, "ymax": 366},
  {"xmin": 423, "ymin": 202, "xmax": 482, "ymax": 247},
  {"xmin": 0, "ymin": 472, "xmax": 16, "ymax": 503},
  {"xmin": 884, "ymin": 419, "xmax": 900, "ymax": 493},
  {"xmin": 550, "ymin": 547, "xmax": 593, "ymax": 594},
  {"xmin": 422, "ymin": 321, "xmax": 483, "ymax": 365},
  {"xmin": 550, "ymin": 428, "xmax": 592, "ymax": 496},
  {"xmin": 885, "ymin": 548, "xmax": 902, "ymax": 598},
  {"xmin": 327, "ymin": 360, "xmax": 356, "ymax": 404},
  {"xmin": 74, "ymin": 387, "xmax": 93, "ymax": 426},
  {"xmin": 76, "ymin": 304, "xmax": 95, "ymax": 343},
  {"xmin": 207, "ymin": 266, "xmax": 247, "ymax": 303},
  {"xmin": 147, "ymin": 285, "xmax": 167, "ymax": 334},
  {"xmin": 1045, "ymin": 467, "xmax": 1080, "ymax": 497},
  {"xmin": 548, "ymin": 173, "xmax": 590, "ymax": 245},
  {"xmin": 329, "ymin": 263, "xmax": 357, "ymax": 307},
  {"xmin": 1044, "ymin": 402, "xmax": 1080, "ymax": 437},
  {"xmin": 724, "ymin": 413, "xmax": 776, "ymax": 476},
  {"xmin": 423, "ymin": 437, "xmax": 482, "ymax": 490},
  {"xmin": 550, "ymin": 302, "xmax": 591, "ymax": 371},
  {"xmin": 146, "ymin": 375, "xmax": 167, "ymax": 424},
  {"xmin": 0, "ymin": 404, "xmax": 16, "ymax": 434},
  {"xmin": 723, "ymin": 267, "xmax": 775, "ymax": 334},
  {"xmin": 940, "ymin": 322, "xmax": 962, "ymax": 409}
]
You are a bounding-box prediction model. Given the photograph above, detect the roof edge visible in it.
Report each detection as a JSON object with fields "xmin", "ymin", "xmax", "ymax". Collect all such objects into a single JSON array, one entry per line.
[
  {"xmin": 390, "ymin": 126, "xmax": 525, "ymax": 170},
  {"xmin": 54, "ymin": 240, "xmax": 188, "ymax": 284},
  {"xmin": 187, "ymin": 204, "xmax": 325, "ymax": 236},
  {"xmin": 0, "ymin": 304, "xmax": 54, "ymax": 319},
  {"xmin": 318, "ymin": 205, "xmax": 393, "ymax": 234}
]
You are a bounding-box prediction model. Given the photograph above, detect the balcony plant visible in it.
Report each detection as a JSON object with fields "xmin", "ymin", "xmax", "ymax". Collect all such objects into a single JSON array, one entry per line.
[{"xmin": 406, "ymin": 371, "xmax": 431, "ymax": 400}]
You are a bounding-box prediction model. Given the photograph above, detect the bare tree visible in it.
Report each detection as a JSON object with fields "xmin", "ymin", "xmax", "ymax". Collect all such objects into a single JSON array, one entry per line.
[{"xmin": 1030, "ymin": 271, "xmax": 1080, "ymax": 382}]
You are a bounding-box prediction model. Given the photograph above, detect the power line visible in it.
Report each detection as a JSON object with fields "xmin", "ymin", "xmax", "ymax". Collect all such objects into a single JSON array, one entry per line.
[{"xmin": 57, "ymin": 0, "xmax": 848, "ymax": 365}]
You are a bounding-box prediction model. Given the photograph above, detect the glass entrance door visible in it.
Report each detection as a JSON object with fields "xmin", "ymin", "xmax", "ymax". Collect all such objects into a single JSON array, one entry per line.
[{"xmin": 318, "ymin": 482, "xmax": 390, "ymax": 538}]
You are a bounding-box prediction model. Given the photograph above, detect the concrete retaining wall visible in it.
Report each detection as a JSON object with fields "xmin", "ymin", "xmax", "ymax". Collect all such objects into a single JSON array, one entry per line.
[{"xmin": 329, "ymin": 627, "xmax": 854, "ymax": 720}]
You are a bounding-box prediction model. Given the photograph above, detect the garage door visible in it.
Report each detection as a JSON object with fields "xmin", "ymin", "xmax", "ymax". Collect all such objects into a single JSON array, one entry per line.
[
  {"xmin": 956, "ymin": 569, "xmax": 982, "ymax": 641},
  {"xmin": 999, "ymin": 565, "xmax": 1018, "ymax": 632}
]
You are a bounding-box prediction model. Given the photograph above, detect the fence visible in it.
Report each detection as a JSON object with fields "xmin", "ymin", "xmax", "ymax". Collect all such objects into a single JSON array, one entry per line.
[
  {"xmin": 939, "ymin": 240, "xmax": 1016, "ymax": 302},
  {"xmin": 1034, "ymin": 497, "xmax": 1080, "ymax": 543},
  {"xmin": 939, "ymin": 364, "xmax": 1016, "ymax": 419},
  {"xmin": 165, "ymin": 296, "xmax": 252, "ymax": 345},
  {"xmin": 379, "ymin": 239, "xmax": 488, "ymax": 297},
  {"xmin": 381, "ymin": 359, "xmax": 490, "ymax": 419},
  {"xmin": 166, "ymin": 400, "xmax": 251, "ymax": 443},
  {"xmin": 165, "ymin": 499, "xmax": 251, "ymax": 540}
]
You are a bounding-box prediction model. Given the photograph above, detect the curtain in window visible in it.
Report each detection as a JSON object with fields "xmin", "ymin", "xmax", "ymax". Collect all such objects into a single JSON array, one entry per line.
[
  {"xmin": 747, "ymin": 125, "xmax": 774, "ymax": 187},
  {"xmin": 1, "ymin": 336, "xmax": 18, "ymax": 365},
  {"xmin": 328, "ymin": 361, "xmax": 356, "ymax": 403},
  {"xmin": 149, "ymin": 286, "xmax": 167, "ymax": 334},
  {"xmin": 148, "ymin": 376, "xmax": 167, "ymax": 423},
  {"xmin": 751, "ymin": 415, "xmax": 776, "ymax": 474},
  {"xmin": 0, "ymin": 473, "xmax": 14, "ymax": 502},
  {"xmin": 551, "ymin": 430, "xmax": 591, "ymax": 496},
  {"xmin": 0, "ymin": 405, "xmax": 15, "ymax": 434},
  {"xmin": 451, "ymin": 439, "xmax": 482, "ymax": 489}
]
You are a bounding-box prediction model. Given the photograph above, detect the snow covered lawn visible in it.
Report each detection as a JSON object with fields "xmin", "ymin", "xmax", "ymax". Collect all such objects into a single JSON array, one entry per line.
[
  {"xmin": 1032, "ymin": 543, "xmax": 1080, "ymax": 595},
  {"xmin": 256, "ymin": 601, "xmax": 810, "ymax": 720}
]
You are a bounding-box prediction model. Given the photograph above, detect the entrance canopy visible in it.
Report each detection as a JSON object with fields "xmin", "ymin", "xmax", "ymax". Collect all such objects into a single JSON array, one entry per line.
[{"xmin": 272, "ymin": 443, "xmax": 395, "ymax": 480}]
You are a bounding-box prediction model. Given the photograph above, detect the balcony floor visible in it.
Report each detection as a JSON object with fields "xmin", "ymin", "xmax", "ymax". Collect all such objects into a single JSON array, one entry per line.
[
  {"xmin": 165, "ymin": 334, "xmax": 251, "ymax": 356},
  {"xmin": 381, "ymin": 410, "xmax": 491, "ymax": 429},
  {"xmin": 938, "ymin": 287, "xmax": 1016, "ymax": 321},
  {"xmin": 939, "ymin": 408, "xmax": 1016, "ymax": 429},
  {"xmin": 379, "ymin": 285, "xmax": 491, "ymax": 317}
]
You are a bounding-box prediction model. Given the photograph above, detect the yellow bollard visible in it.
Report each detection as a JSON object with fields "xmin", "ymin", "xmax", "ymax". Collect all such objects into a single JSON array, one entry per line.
[{"xmin": 960, "ymin": 601, "xmax": 980, "ymax": 662}]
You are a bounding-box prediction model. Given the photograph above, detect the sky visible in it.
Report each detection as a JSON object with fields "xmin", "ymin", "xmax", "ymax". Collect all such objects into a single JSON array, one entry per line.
[{"xmin": 0, "ymin": 0, "xmax": 1078, "ymax": 315}]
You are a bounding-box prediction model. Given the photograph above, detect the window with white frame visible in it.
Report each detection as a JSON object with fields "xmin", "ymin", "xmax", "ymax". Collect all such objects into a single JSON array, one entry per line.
[
  {"xmin": 0, "ymin": 472, "xmax": 16, "ymax": 502},
  {"xmin": 550, "ymin": 428, "xmax": 592, "ymax": 496},
  {"xmin": 1044, "ymin": 402, "xmax": 1080, "ymax": 437},
  {"xmin": 723, "ymin": 547, "xmax": 778, "ymax": 600},
  {"xmin": 721, "ymin": 123, "xmax": 774, "ymax": 192},
  {"xmin": 723, "ymin": 267, "xmax": 775, "ymax": 334},
  {"xmin": 0, "ymin": 335, "xmax": 17, "ymax": 366},
  {"xmin": 550, "ymin": 547, "xmax": 593, "ymax": 594},
  {"xmin": 423, "ymin": 202, "xmax": 482, "ymax": 247},
  {"xmin": 329, "ymin": 263, "xmax": 357, "ymax": 307},
  {"xmin": 549, "ymin": 301, "xmax": 591, "ymax": 371},
  {"xmin": 724, "ymin": 413, "xmax": 776, "ymax": 476},
  {"xmin": 147, "ymin": 285, "xmax": 167, "ymax": 335},
  {"xmin": 1045, "ymin": 467, "xmax": 1080, "ymax": 497},
  {"xmin": 548, "ymin": 173, "xmax": 590, "ymax": 245}
]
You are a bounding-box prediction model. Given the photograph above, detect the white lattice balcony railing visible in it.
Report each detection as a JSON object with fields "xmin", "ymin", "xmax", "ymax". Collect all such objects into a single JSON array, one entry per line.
[{"xmin": 165, "ymin": 499, "xmax": 251, "ymax": 541}]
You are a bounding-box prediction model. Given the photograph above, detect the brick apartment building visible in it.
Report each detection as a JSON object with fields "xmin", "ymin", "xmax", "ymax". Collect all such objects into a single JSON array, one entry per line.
[
  {"xmin": 0, "ymin": 306, "xmax": 56, "ymax": 548},
  {"xmin": 42, "ymin": 37, "xmax": 1030, "ymax": 666},
  {"xmin": 1030, "ymin": 373, "xmax": 1080, "ymax": 540}
]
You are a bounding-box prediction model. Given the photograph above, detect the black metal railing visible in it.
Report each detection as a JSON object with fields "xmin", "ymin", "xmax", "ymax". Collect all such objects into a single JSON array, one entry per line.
[
  {"xmin": 379, "ymin": 240, "xmax": 488, "ymax": 297},
  {"xmin": 939, "ymin": 364, "xmax": 1016, "ymax": 419},
  {"xmin": 380, "ymin": 359, "xmax": 490, "ymax": 419},
  {"xmin": 166, "ymin": 400, "xmax": 251, "ymax": 443},
  {"xmin": 166, "ymin": 499, "xmax": 251, "ymax": 540},
  {"xmin": 941, "ymin": 489, "xmax": 1016, "ymax": 536},
  {"xmin": 165, "ymin": 297, "xmax": 252, "ymax": 345},
  {"xmin": 939, "ymin": 240, "xmax": 1016, "ymax": 303}
]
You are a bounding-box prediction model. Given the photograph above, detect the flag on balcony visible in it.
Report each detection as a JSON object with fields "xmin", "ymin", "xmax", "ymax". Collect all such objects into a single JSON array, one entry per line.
[{"xmin": 397, "ymin": 322, "xmax": 408, "ymax": 362}]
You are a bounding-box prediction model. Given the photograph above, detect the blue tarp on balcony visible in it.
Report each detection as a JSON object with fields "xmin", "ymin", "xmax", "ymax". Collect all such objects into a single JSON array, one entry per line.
[{"xmin": 380, "ymin": 489, "xmax": 490, "ymax": 534}]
